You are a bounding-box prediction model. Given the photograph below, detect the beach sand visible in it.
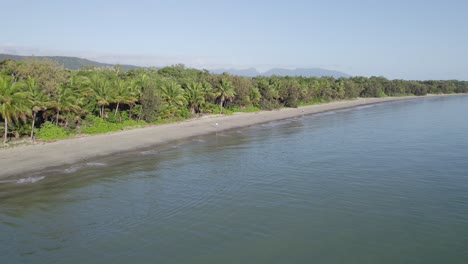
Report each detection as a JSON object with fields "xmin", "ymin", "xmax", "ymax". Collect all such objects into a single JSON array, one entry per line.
[{"xmin": 0, "ymin": 96, "xmax": 439, "ymax": 179}]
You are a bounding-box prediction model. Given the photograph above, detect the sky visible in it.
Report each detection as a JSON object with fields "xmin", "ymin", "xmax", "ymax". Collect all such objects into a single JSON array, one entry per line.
[{"xmin": 1, "ymin": 0, "xmax": 467, "ymax": 80}]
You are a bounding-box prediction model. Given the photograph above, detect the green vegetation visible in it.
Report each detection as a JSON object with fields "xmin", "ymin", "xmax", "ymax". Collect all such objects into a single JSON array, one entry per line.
[
  {"xmin": 80, "ymin": 115, "xmax": 146, "ymax": 134},
  {"xmin": 0, "ymin": 59, "xmax": 467, "ymax": 143},
  {"xmin": 35, "ymin": 122, "xmax": 70, "ymax": 140},
  {"xmin": 0, "ymin": 53, "xmax": 140, "ymax": 71}
]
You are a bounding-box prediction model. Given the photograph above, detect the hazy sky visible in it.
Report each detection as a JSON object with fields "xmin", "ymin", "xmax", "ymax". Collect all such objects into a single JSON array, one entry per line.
[{"xmin": 1, "ymin": 0, "xmax": 467, "ymax": 80}]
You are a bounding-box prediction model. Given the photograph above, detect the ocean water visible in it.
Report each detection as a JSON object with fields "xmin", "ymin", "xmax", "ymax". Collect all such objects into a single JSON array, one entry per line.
[{"xmin": 1, "ymin": 96, "xmax": 467, "ymax": 264}]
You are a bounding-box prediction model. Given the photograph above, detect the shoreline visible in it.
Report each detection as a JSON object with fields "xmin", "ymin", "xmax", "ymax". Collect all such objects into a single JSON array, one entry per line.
[{"xmin": 0, "ymin": 95, "xmax": 459, "ymax": 179}]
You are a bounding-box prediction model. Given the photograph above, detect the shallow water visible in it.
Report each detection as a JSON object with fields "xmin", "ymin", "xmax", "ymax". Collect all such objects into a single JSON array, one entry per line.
[{"xmin": 1, "ymin": 96, "xmax": 468, "ymax": 263}]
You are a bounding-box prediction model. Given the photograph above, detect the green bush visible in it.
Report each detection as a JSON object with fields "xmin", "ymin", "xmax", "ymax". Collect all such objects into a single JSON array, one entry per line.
[
  {"xmin": 106, "ymin": 113, "xmax": 120, "ymax": 123},
  {"xmin": 229, "ymin": 105, "xmax": 260, "ymax": 113},
  {"xmin": 81, "ymin": 115, "xmax": 147, "ymax": 134},
  {"xmin": 378, "ymin": 90, "xmax": 388, "ymax": 97},
  {"xmin": 106, "ymin": 110, "xmax": 131, "ymax": 123},
  {"xmin": 36, "ymin": 122, "xmax": 70, "ymax": 140},
  {"xmin": 179, "ymin": 107, "xmax": 190, "ymax": 118},
  {"xmin": 202, "ymin": 103, "xmax": 234, "ymax": 115},
  {"xmin": 121, "ymin": 119, "xmax": 147, "ymax": 127},
  {"xmin": 81, "ymin": 115, "xmax": 119, "ymax": 134},
  {"xmin": 202, "ymin": 102, "xmax": 221, "ymax": 114},
  {"xmin": 120, "ymin": 111, "xmax": 130, "ymax": 121}
]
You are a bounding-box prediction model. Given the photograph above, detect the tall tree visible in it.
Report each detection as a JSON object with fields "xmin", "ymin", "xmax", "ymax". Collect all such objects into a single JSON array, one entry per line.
[
  {"xmin": 214, "ymin": 79, "xmax": 236, "ymax": 113},
  {"xmin": 89, "ymin": 73, "xmax": 114, "ymax": 118},
  {"xmin": 0, "ymin": 76, "xmax": 31, "ymax": 144},
  {"xmin": 113, "ymin": 79, "xmax": 137, "ymax": 117},
  {"xmin": 160, "ymin": 81, "xmax": 187, "ymax": 118},
  {"xmin": 184, "ymin": 81, "xmax": 205, "ymax": 114},
  {"xmin": 2, "ymin": 58, "xmax": 68, "ymax": 96},
  {"xmin": 161, "ymin": 81, "xmax": 187, "ymax": 108},
  {"xmin": 129, "ymin": 73, "xmax": 148, "ymax": 120},
  {"xmin": 249, "ymin": 87, "xmax": 262, "ymax": 106},
  {"xmin": 49, "ymin": 85, "xmax": 81, "ymax": 125},
  {"xmin": 25, "ymin": 77, "xmax": 49, "ymax": 139}
]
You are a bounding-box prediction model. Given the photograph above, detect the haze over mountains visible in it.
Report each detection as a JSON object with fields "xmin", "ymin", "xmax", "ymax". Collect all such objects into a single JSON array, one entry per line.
[
  {"xmin": 210, "ymin": 67, "xmax": 349, "ymax": 78},
  {"xmin": 0, "ymin": 53, "xmax": 350, "ymax": 78}
]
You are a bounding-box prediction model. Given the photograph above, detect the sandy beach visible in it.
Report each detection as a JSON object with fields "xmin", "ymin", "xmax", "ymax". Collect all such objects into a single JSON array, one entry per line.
[{"xmin": 0, "ymin": 96, "xmax": 444, "ymax": 179}]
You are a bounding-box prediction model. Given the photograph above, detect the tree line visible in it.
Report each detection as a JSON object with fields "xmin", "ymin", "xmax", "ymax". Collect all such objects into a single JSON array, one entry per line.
[{"xmin": 1, "ymin": 59, "xmax": 467, "ymax": 143}]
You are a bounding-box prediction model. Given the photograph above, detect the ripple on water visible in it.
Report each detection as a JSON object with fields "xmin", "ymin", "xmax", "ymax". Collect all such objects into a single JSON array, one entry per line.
[
  {"xmin": 64, "ymin": 162, "xmax": 107, "ymax": 173},
  {"xmin": 140, "ymin": 149, "xmax": 160, "ymax": 155},
  {"xmin": 85, "ymin": 162, "xmax": 107, "ymax": 167},
  {"xmin": 15, "ymin": 176, "xmax": 45, "ymax": 184},
  {"xmin": 261, "ymin": 119, "xmax": 293, "ymax": 127},
  {"xmin": 354, "ymin": 104, "xmax": 375, "ymax": 110}
]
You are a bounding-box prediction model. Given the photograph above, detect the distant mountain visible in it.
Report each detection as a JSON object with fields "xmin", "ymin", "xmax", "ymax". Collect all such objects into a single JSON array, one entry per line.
[
  {"xmin": 211, "ymin": 67, "xmax": 350, "ymax": 78},
  {"xmin": 210, "ymin": 67, "xmax": 260, "ymax": 77},
  {"xmin": 0, "ymin": 54, "xmax": 140, "ymax": 71},
  {"xmin": 264, "ymin": 68, "xmax": 350, "ymax": 78},
  {"xmin": 0, "ymin": 53, "xmax": 350, "ymax": 77}
]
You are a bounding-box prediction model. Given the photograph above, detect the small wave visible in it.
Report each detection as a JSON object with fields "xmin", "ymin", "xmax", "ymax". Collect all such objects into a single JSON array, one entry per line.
[
  {"xmin": 16, "ymin": 176, "xmax": 45, "ymax": 184},
  {"xmin": 64, "ymin": 165, "xmax": 83, "ymax": 173},
  {"xmin": 86, "ymin": 162, "xmax": 107, "ymax": 167},
  {"xmin": 355, "ymin": 104, "xmax": 375, "ymax": 110},
  {"xmin": 0, "ymin": 179, "xmax": 18, "ymax": 184},
  {"xmin": 64, "ymin": 162, "xmax": 107, "ymax": 173},
  {"xmin": 315, "ymin": 111, "xmax": 336, "ymax": 117},
  {"xmin": 336, "ymin": 105, "xmax": 376, "ymax": 113},
  {"xmin": 261, "ymin": 120, "xmax": 292, "ymax": 127},
  {"xmin": 192, "ymin": 139, "xmax": 206, "ymax": 143},
  {"xmin": 336, "ymin": 108, "xmax": 354, "ymax": 113},
  {"xmin": 140, "ymin": 150, "xmax": 160, "ymax": 155}
]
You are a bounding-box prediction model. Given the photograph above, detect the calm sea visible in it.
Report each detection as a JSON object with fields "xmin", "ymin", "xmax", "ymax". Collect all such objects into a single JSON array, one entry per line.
[{"xmin": 1, "ymin": 95, "xmax": 467, "ymax": 264}]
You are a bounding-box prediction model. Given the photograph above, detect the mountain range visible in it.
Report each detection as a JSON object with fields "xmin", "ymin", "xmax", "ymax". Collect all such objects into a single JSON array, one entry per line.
[
  {"xmin": 0, "ymin": 53, "xmax": 350, "ymax": 78},
  {"xmin": 0, "ymin": 53, "xmax": 140, "ymax": 71}
]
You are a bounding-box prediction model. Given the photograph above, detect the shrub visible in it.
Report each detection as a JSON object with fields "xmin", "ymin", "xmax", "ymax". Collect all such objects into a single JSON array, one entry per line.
[
  {"xmin": 81, "ymin": 115, "xmax": 119, "ymax": 134},
  {"xmin": 229, "ymin": 105, "xmax": 259, "ymax": 113},
  {"xmin": 120, "ymin": 111, "xmax": 130, "ymax": 121},
  {"xmin": 202, "ymin": 102, "xmax": 221, "ymax": 114},
  {"xmin": 106, "ymin": 113, "xmax": 120, "ymax": 123},
  {"xmin": 121, "ymin": 119, "xmax": 147, "ymax": 128},
  {"xmin": 36, "ymin": 122, "xmax": 70, "ymax": 140},
  {"xmin": 378, "ymin": 90, "xmax": 388, "ymax": 97},
  {"xmin": 80, "ymin": 115, "xmax": 147, "ymax": 134}
]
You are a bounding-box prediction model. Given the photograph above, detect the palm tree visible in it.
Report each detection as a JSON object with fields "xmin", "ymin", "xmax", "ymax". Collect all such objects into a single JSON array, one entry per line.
[
  {"xmin": 160, "ymin": 81, "xmax": 187, "ymax": 118},
  {"xmin": 184, "ymin": 82, "xmax": 205, "ymax": 114},
  {"xmin": 49, "ymin": 85, "xmax": 81, "ymax": 125},
  {"xmin": 129, "ymin": 74, "xmax": 148, "ymax": 120},
  {"xmin": 113, "ymin": 79, "xmax": 137, "ymax": 117},
  {"xmin": 0, "ymin": 76, "xmax": 31, "ymax": 144},
  {"xmin": 161, "ymin": 81, "xmax": 187, "ymax": 108},
  {"xmin": 249, "ymin": 86, "xmax": 262, "ymax": 105},
  {"xmin": 25, "ymin": 77, "xmax": 49, "ymax": 139},
  {"xmin": 214, "ymin": 79, "xmax": 236, "ymax": 113},
  {"xmin": 89, "ymin": 73, "xmax": 114, "ymax": 118},
  {"xmin": 269, "ymin": 82, "xmax": 281, "ymax": 100},
  {"xmin": 69, "ymin": 72, "xmax": 92, "ymax": 95}
]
